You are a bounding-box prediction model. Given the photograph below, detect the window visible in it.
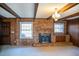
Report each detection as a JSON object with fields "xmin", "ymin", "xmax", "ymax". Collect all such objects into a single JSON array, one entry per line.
[
  {"xmin": 54, "ymin": 23, "xmax": 64, "ymax": 33},
  {"xmin": 20, "ymin": 22, "xmax": 33, "ymax": 39}
]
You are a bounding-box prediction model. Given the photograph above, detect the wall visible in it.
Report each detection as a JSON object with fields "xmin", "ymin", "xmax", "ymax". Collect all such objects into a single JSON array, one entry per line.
[
  {"xmin": 67, "ymin": 19, "xmax": 79, "ymax": 46},
  {"xmin": 1, "ymin": 22, "xmax": 11, "ymax": 44},
  {"xmin": 16, "ymin": 18, "xmax": 33, "ymax": 46},
  {"xmin": 1, "ymin": 19, "xmax": 16, "ymax": 45},
  {"xmin": 54, "ymin": 21, "xmax": 67, "ymax": 42},
  {"xmin": 0, "ymin": 19, "xmax": 2, "ymax": 44},
  {"xmin": 15, "ymin": 18, "xmax": 54, "ymax": 45},
  {"xmin": 33, "ymin": 18, "xmax": 54, "ymax": 44},
  {"xmin": 18, "ymin": 18, "xmax": 67, "ymax": 45},
  {"xmin": 1, "ymin": 18, "xmax": 67, "ymax": 45},
  {"xmin": 0, "ymin": 18, "xmax": 34, "ymax": 45},
  {"xmin": 0, "ymin": 19, "xmax": 11, "ymax": 44}
]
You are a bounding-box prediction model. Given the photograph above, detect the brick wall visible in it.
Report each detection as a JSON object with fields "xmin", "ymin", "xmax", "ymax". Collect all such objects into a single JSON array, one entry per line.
[{"xmin": 33, "ymin": 18, "xmax": 54, "ymax": 43}]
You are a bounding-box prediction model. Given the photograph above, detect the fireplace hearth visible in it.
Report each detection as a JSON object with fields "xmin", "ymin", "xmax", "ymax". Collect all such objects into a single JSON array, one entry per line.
[{"xmin": 39, "ymin": 33, "xmax": 51, "ymax": 43}]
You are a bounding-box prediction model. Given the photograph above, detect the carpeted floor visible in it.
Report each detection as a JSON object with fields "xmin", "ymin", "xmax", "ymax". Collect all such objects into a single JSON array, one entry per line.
[{"xmin": 0, "ymin": 42, "xmax": 79, "ymax": 56}]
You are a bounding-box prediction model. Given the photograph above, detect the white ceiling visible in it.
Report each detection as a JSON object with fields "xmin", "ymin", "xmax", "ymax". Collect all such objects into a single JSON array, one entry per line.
[
  {"xmin": 36, "ymin": 3, "xmax": 68, "ymax": 18},
  {"xmin": 6, "ymin": 3, "xmax": 35, "ymax": 18},
  {"xmin": 60, "ymin": 4, "xmax": 79, "ymax": 19},
  {"xmin": 0, "ymin": 3, "xmax": 79, "ymax": 19},
  {"xmin": 0, "ymin": 7, "xmax": 15, "ymax": 18}
]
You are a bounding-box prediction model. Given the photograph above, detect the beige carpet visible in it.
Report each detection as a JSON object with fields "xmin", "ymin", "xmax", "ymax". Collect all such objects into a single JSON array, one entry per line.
[{"xmin": 0, "ymin": 42, "xmax": 79, "ymax": 56}]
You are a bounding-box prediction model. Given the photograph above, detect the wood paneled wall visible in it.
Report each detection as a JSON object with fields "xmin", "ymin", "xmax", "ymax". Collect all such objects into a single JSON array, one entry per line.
[
  {"xmin": 67, "ymin": 19, "xmax": 79, "ymax": 46},
  {"xmin": 0, "ymin": 19, "xmax": 16, "ymax": 45},
  {"xmin": 0, "ymin": 20, "xmax": 2, "ymax": 44},
  {"xmin": 2, "ymin": 22, "xmax": 11, "ymax": 44}
]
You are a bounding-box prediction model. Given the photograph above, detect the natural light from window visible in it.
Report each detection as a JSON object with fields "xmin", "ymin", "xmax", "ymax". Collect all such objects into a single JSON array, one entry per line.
[
  {"xmin": 54, "ymin": 23, "xmax": 64, "ymax": 33},
  {"xmin": 20, "ymin": 22, "xmax": 33, "ymax": 39}
]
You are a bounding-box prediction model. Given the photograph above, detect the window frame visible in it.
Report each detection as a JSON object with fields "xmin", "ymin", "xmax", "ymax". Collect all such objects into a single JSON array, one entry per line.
[
  {"xmin": 19, "ymin": 22, "xmax": 33, "ymax": 39},
  {"xmin": 54, "ymin": 22, "xmax": 65, "ymax": 34}
]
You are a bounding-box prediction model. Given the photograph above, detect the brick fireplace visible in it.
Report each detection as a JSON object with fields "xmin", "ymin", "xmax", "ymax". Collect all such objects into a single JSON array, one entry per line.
[{"xmin": 33, "ymin": 19, "xmax": 54, "ymax": 45}]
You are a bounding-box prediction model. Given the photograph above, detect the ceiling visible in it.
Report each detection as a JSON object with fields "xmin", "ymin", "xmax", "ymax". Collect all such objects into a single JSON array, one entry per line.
[
  {"xmin": 0, "ymin": 3, "xmax": 79, "ymax": 20},
  {"xmin": 0, "ymin": 7, "xmax": 15, "ymax": 18},
  {"xmin": 6, "ymin": 3, "xmax": 35, "ymax": 18},
  {"xmin": 60, "ymin": 4, "xmax": 79, "ymax": 19},
  {"xmin": 36, "ymin": 3, "xmax": 67, "ymax": 18}
]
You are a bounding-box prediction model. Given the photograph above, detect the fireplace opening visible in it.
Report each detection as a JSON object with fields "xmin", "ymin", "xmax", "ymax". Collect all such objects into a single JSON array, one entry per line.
[{"xmin": 39, "ymin": 33, "xmax": 51, "ymax": 43}]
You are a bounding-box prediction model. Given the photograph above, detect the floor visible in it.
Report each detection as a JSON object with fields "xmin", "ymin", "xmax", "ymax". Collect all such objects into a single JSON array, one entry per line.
[{"xmin": 0, "ymin": 42, "xmax": 79, "ymax": 56}]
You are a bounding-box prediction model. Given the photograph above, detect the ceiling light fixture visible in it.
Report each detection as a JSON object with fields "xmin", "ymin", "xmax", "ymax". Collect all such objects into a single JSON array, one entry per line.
[{"xmin": 52, "ymin": 8, "xmax": 61, "ymax": 21}]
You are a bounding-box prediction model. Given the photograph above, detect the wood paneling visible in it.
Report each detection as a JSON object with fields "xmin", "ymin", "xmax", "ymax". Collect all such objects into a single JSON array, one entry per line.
[
  {"xmin": 58, "ymin": 3, "xmax": 78, "ymax": 13},
  {"xmin": 0, "ymin": 19, "xmax": 16, "ymax": 45},
  {"xmin": 0, "ymin": 22, "xmax": 11, "ymax": 44},
  {"xmin": 56, "ymin": 35, "xmax": 65, "ymax": 42},
  {"xmin": 0, "ymin": 21, "xmax": 2, "ymax": 45},
  {"xmin": 67, "ymin": 19, "xmax": 79, "ymax": 46}
]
